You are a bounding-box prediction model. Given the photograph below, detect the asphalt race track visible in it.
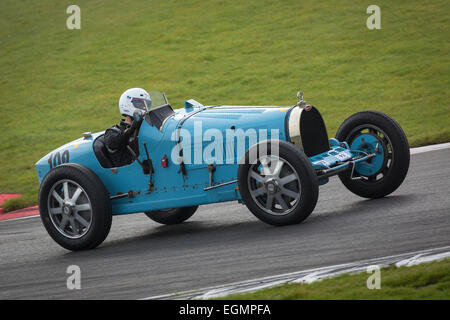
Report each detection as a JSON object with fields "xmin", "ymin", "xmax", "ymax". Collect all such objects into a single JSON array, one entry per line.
[{"xmin": 0, "ymin": 148, "xmax": 449, "ymax": 299}]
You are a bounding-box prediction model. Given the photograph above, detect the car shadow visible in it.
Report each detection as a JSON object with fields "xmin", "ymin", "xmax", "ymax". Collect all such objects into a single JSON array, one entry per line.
[{"xmin": 57, "ymin": 193, "xmax": 420, "ymax": 260}]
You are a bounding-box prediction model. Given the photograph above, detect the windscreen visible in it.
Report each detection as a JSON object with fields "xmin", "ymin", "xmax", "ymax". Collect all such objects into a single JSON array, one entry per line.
[
  {"xmin": 145, "ymin": 91, "xmax": 174, "ymax": 130},
  {"xmin": 148, "ymin": 91, "xmax": 168, "ymax": 109}
]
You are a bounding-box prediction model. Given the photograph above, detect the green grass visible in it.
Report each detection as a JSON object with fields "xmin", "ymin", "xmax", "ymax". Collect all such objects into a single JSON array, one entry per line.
[
  {"xmin": 219, "ymin": 259, "xmax": 450, "ymax": 299},
  {"xmin": 0, "ymin": 0, "xmax": 449, "ymax": 211}
]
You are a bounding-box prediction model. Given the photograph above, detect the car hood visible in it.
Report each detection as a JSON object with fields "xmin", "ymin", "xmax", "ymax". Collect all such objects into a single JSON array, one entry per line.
[{"xmin": 178, "ymin": 105, "xmax": 291, "ymax": 140}]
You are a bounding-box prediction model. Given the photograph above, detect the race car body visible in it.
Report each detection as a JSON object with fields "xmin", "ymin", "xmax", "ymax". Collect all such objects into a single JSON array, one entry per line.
[{"xmin": 36, "ymin": 91, "xmax": 410, "ymax": 250}]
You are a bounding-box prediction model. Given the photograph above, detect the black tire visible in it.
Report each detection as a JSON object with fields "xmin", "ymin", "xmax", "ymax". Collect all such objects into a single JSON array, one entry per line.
[
  {"xmin": 336, "ymin": 111, "xmax": 410, "ymax": 198},
  {"xmin": 144, "ymin": 206, "xmax": 198, "ymax": 225},
  {"xmin": 238, "ymin": 140, "xmax": 319, "ymax": 226},
  {"xmin": 39, "ymin": 163, "xmax": 112, "ymax": 251}
]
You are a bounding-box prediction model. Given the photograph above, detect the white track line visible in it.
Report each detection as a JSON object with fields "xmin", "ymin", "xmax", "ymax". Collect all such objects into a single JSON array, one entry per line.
[
  {"xmin": 1, "ymin": 142, "xmax": 449, "ymax": 224},
  {"xmin": 410, "ymin": 142, "xmax": 450, "ymax": 154},
  {"xmin": 142, "ymin": 246, "xmax": 450, "ymax": 300},
  {"xmin": 0, "ymin": 214, "xmax": 40, "ymax": 222}
]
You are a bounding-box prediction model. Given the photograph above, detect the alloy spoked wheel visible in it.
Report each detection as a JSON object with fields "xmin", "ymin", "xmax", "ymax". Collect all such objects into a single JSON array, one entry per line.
[
  {"xmin": 48, "ymin": 179, "xmax": 93, "ymax": 239},
  {"xmin": 238, "ymin": 140, "xmax": 318, "ymax": 226},
  {"xmin": 248, "ymin": 155, "xmax": 301, "ymax": 216},
  {"xmin": 39, "ymin": 164, "xmax": 112, "ymax": 251}
]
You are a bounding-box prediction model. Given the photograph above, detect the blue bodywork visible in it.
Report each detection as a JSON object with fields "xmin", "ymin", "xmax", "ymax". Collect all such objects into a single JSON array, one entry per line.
[{"xmin": 35, "ymin": 99, "xmax": 381, "ymax": 216}]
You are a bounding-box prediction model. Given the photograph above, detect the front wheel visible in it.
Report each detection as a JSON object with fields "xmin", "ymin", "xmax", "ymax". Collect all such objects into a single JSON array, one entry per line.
[
  {"xmin": 336, "ymin": 111, "xmax": 410, "ymax": 198},
  {"xmin": 238, "ymin": 140, "xmax": 319, "ymax": 226},
  {"xmin": 144, "ymin": 206, "xmax": 198, "ymax": 225}
]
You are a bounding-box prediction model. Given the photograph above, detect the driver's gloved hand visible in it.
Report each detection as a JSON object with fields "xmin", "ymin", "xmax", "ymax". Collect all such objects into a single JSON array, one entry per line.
[
  {"xmin": 133, "ymin": 110, "xmax": 144, "ymax": 122},
  {"xmin": 127, "ymin": 111, "xmax": 144, "ymax": 134}
]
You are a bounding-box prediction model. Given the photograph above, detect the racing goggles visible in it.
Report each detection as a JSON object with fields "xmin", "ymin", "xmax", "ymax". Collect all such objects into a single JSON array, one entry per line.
[{"xmin": 131, "ymin": 97, "xmax": 152, "ymax": 111}]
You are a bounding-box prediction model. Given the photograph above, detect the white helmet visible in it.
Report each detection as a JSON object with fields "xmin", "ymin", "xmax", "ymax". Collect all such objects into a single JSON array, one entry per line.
[{"xmin": 118, "ymin": 88, "xmax": 151, "ymax": 117}]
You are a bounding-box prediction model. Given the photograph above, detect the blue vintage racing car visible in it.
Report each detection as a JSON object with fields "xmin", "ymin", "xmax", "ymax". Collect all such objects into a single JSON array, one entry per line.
[{"xmin": 36, "ymin": 91, "xmax": 410, "ymax": 250}]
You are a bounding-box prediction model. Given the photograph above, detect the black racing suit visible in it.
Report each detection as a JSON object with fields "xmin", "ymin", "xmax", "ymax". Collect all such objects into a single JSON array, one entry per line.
[{"xmin": 104, "ymin": 118, "xmax": 142, "ymax": 167}]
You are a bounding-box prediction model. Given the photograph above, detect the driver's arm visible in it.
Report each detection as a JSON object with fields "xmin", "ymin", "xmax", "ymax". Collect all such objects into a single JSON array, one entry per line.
[{"xmin": 104, "ymin": 118, "xmax": 143, "ymax": 151}]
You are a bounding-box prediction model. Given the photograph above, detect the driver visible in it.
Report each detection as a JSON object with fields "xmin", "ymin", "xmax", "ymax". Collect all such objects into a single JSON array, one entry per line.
[{"xmin": 104, "ymin": 88, "xmax": 151, "ymax": 167}]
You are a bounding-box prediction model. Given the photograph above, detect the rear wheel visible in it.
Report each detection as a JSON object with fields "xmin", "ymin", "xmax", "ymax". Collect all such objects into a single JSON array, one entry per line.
[
  {"xmin": 238, "ymin": 140, "xmax": 319, "ymax": 226},
  {"xmin": 39, "ymin": 164, "xmax": 112, "ymax": 251},
  {"xmin": 144, "ymin": 206, "xmax": 198, "ymax": 225},
  {"xmin": 336, "ymin": 111, "xmax": 410, "ymax": 198}
]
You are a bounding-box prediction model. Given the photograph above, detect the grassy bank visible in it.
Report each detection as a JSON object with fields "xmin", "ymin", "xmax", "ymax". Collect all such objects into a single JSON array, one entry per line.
[
  {"xmin": 0, "ymin": 0, "xmax": 449, "ymax": 211},
  {"xmin": 220, "ymin": 259, "xmax": 450, "ymax": 299}
]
